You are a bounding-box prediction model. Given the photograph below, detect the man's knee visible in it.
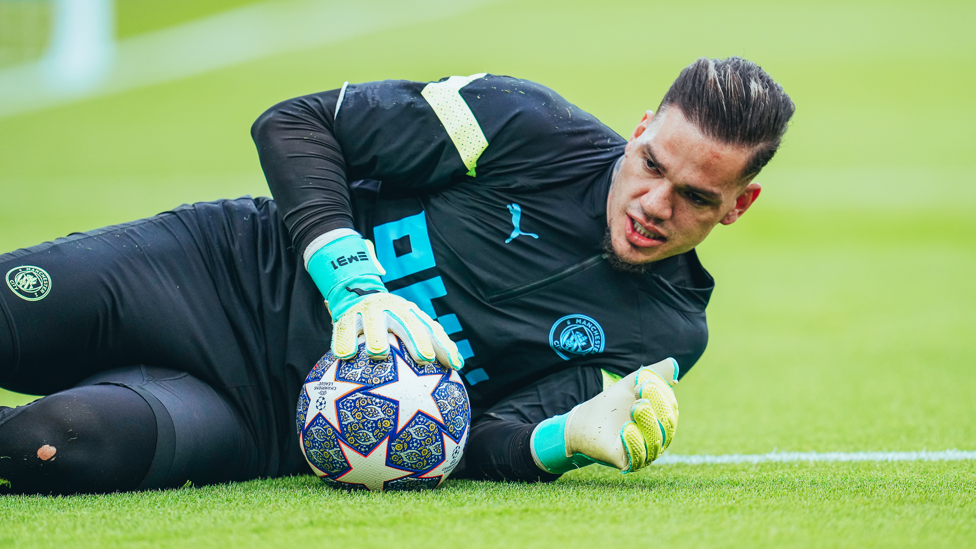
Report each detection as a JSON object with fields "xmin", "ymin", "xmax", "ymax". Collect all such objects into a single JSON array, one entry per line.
[{"xmin": 0, "ymin": 385, "xmax": 157, "ymax": 495}]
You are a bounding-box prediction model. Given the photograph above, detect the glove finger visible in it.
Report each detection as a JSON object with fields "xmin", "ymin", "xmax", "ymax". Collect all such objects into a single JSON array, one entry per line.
[
  {"xmin": 637, "ymin": 379, "xmax": 678, "ymax": 417},
  {"xmin": 386, "ymin": 311, "xmax": 437, "ymax": 364},
  {"xmin": 620, "ymin": 422, "xmax": 647, "ymax": 473},
  {"xmin": 332, "ymin": 313, "xmax": 361, "ymax": 360},
  {"xmin": 635, "ymin": 379, "xmax": 678, "ymax": 446},
  {"xmin": 428, "ymin": 321, "xmax": 464, "ymax": 371},
  {"xmin": 641, "ymin": 358, "xmax": 679, "ymax": 389},
  {"xmin": 360, "ymin": 306, "xmax": 392, "ymax": 360},
  {"xmin": 636, "ymin": 368, "xmax": 674, "ymax": 401},
  {"xmin": 632, "ymin": 399, "xmax": 665, "ymax": 460}
]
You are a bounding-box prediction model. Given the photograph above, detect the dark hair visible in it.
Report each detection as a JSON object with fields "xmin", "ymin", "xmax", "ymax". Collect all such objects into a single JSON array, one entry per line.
[{"xmin": 659, "ymin": 57, "xmax": 795, "ymax": 179}]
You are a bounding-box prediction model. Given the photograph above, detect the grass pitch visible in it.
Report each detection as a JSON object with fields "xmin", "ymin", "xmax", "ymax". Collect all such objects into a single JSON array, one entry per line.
[
  {"xmin": 2, "ymin": 463, "xmax": 974, "ymax": 549},
  {"xmin": 1, "ymin": 0, "xmax": 974, "ymax": 547}
]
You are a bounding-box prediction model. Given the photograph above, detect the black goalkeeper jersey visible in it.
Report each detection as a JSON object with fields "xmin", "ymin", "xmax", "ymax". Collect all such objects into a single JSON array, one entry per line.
[{"xmin": 253, "ymin": 74, "xmax": 714, "ymax": 410}]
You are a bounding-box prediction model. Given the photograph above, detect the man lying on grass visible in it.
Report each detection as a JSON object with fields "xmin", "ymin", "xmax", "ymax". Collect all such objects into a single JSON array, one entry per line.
[{"xmin": 0, "ymin": 57, "xmax": 793, "ymax": 494}]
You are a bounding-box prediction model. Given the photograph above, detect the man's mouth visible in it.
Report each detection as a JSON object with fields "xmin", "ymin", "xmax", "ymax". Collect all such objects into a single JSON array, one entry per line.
[{"xmin": 629, "ymin": 218, "xmax": 666, "ymax": 244}]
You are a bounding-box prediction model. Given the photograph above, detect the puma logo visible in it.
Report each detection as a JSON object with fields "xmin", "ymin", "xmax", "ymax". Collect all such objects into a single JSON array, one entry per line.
[{"xmin": 505, "ymin": 203, "xmax": 539, "ymax": 244}]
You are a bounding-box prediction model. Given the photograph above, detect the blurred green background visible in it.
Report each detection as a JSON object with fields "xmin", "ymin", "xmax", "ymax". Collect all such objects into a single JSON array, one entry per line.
[{"xmin": 1, "ymin": 0, "xmax": 974, "ymax": 457}]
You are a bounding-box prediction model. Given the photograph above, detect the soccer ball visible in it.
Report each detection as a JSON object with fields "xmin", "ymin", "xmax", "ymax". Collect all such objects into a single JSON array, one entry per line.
[{"xmin": 297, "ymin": 333, "xmax": 471, "ymax": 491}]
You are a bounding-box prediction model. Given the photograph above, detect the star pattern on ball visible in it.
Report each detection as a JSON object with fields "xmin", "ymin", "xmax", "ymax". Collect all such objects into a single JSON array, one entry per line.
[
  {"xmin": 334, "ymin": 438, "xmax": 411, "ymax": 491},
  {"xmin": 305, "ymin": 359, "xmax": 365, "ymax": 430},
  {"xmin": 421, "ymin": 429, "xmax": 465, "ymax": 481},
  {"xmin": 368, "ymin": 353, "xmax": 446, "ymax": 432}
]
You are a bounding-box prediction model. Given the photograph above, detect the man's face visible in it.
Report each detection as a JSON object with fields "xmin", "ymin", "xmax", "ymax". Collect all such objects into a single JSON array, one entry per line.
[{"xmin": 605, "ymin": 107, "xmax": 762, "ymax": 267}]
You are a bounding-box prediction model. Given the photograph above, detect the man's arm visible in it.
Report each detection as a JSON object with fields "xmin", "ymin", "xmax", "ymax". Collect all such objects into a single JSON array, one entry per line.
[
  {"xmin": 251, "ymin": 81, "xmax": 471, "ymax": 367},
  {"xmin": 531, "ymin": 359, "xmax": 680, "ymax": 474},
  {"xmin": 251, "ymin": 88, "xmax": 354, "ymax": 255},
  {"xmin": 252, "ymin": 74, "xmax": 623, "ymax": 256},
  {"xmin": 456, "ymin": 360, "xmax": 679, "ymax": 481},
  {"xmin": 251, "ymin": 79, "xmax": 477, "ymax": 255},
  {"xmin": 251, "ymin": 75, "xmax": 620, "ymax": 367}
]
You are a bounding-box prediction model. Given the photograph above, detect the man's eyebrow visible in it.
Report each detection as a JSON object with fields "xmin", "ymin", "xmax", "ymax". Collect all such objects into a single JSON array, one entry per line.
[
  {"xmin": 683, "ymin": 184, "xmax": 722, "ymax": 203},
  {"xmin": 642, "ymin": 143, "xmax": 668, "ymax": 175},
  {"xmin": 644, "ymin": 143, "xmax": 722, "ymax": 203}
]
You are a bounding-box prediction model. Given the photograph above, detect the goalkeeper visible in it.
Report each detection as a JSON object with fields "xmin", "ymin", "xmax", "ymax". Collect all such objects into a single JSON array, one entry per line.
[{"xmin": 0, "ymin": 58, "xmax": 794, "ymax": 493}]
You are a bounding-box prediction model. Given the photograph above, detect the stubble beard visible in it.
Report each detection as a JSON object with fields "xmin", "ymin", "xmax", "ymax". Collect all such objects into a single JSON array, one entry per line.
[
  {"xmin": 601, "ymin": 228, "xmax": 651, "ymax": 275},
  {"xmin": 604, "ymin": 157, "xmax": 651, "ymax": 275}
]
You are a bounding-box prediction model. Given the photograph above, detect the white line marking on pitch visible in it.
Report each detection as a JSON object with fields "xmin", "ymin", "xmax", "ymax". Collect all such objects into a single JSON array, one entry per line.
[
  {"xmin": 0, "ymin": 0, "xmax": 504, "ymax": 119},
  {"xmin": 655, "ymin": 450, "xmax": 976, "ymax": 465}
]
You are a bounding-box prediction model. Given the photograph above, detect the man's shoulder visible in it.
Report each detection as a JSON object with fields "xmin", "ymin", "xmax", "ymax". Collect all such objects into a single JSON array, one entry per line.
[
  {"xmin": 459, "ymin": 74, "xmax": 616, "ymax": 133},
  {"xmin": 455, "ymin": 74, "xmax": 565, "ymax": 108},
  {"xmin": 438, "ymin": 74, "xmax": 626, "ymax": 180}
]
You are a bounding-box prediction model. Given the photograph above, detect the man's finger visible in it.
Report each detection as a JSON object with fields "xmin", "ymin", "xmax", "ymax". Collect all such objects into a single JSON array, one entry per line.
[
  {"xmin": 620, "ymin": 422, "xmax": 648, "ymax": 472},
  {"xmin": 428, "ymin": 321, "xmax": 464, "ymax": 370},
  {"xmin": 431, "ymin": 338, "xmax": 464, "ymax": 371},
  {"xmin": 331, "ymin": 314, "xmax": 360, "ymax": 360},
  {"xmin": 361, "ymin": 307, "xmax": 391, "ymax": 359},
  {"xmin": 632, "ymin": 399, "xmax": 665, "ymax": 460},
  {"xmin": 385, "ymin": 311, "xmax": 436, "ymax": 364},
  {"xmin": 637, "ymin": 380, "xmax": 677, "ymax": 420},
  {"xmin": 635, "ymin": 368, "xmax": 678, "ymax": 450},
  {"xmin": 642, "ymin": 358, "xmax": 679, "ymax": 389}
]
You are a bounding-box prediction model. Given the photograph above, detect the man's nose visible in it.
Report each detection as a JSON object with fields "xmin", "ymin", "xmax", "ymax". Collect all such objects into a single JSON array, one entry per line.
[{"xmin": 640, "ymin": 181, "xmax": 673, "ymax": 221}]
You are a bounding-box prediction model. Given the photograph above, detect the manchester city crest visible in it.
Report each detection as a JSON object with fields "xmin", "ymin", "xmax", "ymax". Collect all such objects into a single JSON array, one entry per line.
[
  {"xmin": 549, "ymin": 314, "xmax": 605, "ymax": 360},
  {"xmin": 6, "ymin": 266, "xmax": 52, "ymax": 302}
]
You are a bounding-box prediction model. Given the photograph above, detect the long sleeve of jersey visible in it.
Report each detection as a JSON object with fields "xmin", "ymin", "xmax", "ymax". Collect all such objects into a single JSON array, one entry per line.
[
  {"xmin": 251, "ymin": 89, "xmax": 352, "ymax": 253},
  {"xmin": 251, "ymin": 74, "xmax": 622, "ymax": 256}
]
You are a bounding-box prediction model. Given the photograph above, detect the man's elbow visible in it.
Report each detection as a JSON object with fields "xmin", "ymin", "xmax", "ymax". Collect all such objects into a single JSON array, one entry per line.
[
  {"xmin": 251, "ymin": 95, "xmax": 332, "ymax": 148},
  {"xmin": 251, "ymin": 102, "xmax": 288, "ymax": 147}
]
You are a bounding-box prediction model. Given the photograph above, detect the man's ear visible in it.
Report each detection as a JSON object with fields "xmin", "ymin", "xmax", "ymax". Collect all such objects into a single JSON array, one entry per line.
[
  {"xmin": 629, "ymin": 110, "xmax": 655, "ymax": 142},
  {"xmin": 720, "ymin": 182, "xmax": 761, "ymax": 225}
]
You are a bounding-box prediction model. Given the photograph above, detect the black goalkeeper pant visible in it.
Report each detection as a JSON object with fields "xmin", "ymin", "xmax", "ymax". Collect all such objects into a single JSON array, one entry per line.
[{"xmin": 0, "ymin": 198, "xmax": 602, "ymax": 494}]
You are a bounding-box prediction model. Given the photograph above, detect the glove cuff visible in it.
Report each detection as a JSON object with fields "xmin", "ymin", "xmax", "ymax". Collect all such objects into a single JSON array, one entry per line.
[
  {"xmin": 306, "ymin": 235, "xmax": 387, "ymax": 319},
  {"xmin": 530, "ymin": 409, "xmax": 598, "ymax": 475}
]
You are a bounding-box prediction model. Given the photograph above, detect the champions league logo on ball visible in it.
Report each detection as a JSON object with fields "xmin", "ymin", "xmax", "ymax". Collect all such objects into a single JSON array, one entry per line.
[{"xmin": 549, "ymin": 314, "xmax": 605, "ymax": 360}]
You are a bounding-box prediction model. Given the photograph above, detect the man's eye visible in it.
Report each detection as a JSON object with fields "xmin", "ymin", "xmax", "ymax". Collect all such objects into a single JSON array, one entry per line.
[
  {"xmin": 644, "ymin": 158, "xmax": 660, "ymax": 174},
  {"xmin": 688, "ymin": 193, "xmax": 708, "ymax": 206}
]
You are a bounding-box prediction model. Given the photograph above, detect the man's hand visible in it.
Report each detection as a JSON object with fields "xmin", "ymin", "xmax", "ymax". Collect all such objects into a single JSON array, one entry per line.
[
  {"xmin": 331, "ymin": 292, "xmax": 463, "ymax": 369},
  {"xmin": 305, "ymin": 232, "xmax": 463, "ymax": 370},
  {"xmin": 531, "ymin": 358, "xmax": 679, "ymax": 474}
]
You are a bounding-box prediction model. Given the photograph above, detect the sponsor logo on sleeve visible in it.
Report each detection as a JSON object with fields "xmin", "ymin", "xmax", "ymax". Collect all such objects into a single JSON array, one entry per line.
[
  {"xmin": 6, "ymin": 266, "xmax": 52, "ymax": 301},
  {"xmin": 549, "ymin": 314, "xmax": 605, "ymax": 360},
  {"xmin": 331, "ymin": 251, "xmax": 371, "ymax": 270}
]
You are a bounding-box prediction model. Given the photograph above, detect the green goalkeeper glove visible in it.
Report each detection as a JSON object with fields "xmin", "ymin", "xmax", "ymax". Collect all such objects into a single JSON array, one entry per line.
[
  {"xmin": 530, "ymin": 358, "xmax": 679, "ymax": 474},
  {"xmin": 305, "ymin": 232, "xmax": 463, "ymax": 370}
]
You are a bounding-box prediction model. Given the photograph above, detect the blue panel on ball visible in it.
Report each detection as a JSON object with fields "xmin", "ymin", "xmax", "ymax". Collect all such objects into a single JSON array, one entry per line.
[
  {"xmin": 433, "ymin": 380, "xmax": 470, "ymax": 442},
  {"xmin": 296, "ymin": 388, "xmax": 310, "ymax": 436},
  {"xmin": 337, "ymin": 392, "xmax": 397, "ymax": 455},
  {"xmin": 303, "ymin": 414, "xmax": 349, "ymax": 476},
  {"xmin": 306, "ymin": 356, "xmax": 332, "ymax": 383},
  {"xmin": 387, "ymin": 414, "xmax": 444, "ymax": 472},
  {"xmin": 408, "ymin": 357, "xmax": 447, "ymax": 377},
  {"xmin": 384, "ymin": 476, "xmax": 442, "ymax": 491},
  {"xmin": 337, "ymin": 353, "xmax": 397, "ymax": 385}
]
